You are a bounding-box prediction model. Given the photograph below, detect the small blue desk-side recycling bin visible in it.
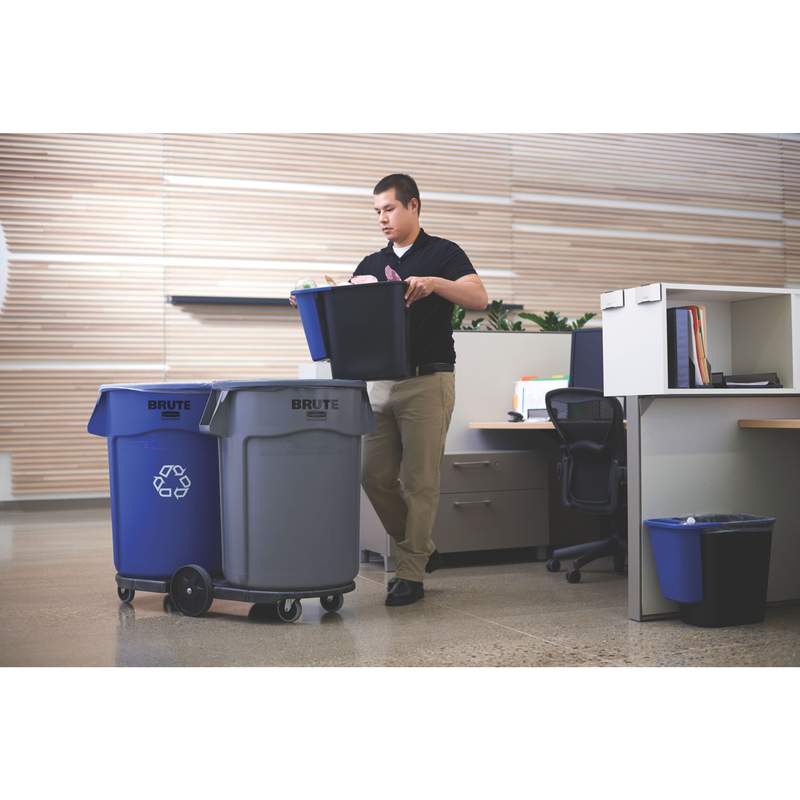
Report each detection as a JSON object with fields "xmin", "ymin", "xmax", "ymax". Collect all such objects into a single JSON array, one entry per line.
[
  {"xmin": 88, "ymin": 383, "xmax": 222, "ymax": 582},
  {"xmin": 291, "ymin": 286, "xmax": 332, "ymax": 361},
  {"xmin": 645, "ymin": 514, "xmax": 775, "ymax": 627}
]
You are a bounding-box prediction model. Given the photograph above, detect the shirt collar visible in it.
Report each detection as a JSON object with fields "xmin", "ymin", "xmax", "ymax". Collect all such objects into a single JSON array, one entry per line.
[{"xmin": 382, "ymin": 227, "xmax": 429, "ymax": 257}]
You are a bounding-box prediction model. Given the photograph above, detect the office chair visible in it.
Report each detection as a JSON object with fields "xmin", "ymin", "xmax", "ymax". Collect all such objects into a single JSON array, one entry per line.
[{"xmin": 544, "ymin": 388, "xmax": 627, "ymax": 583}]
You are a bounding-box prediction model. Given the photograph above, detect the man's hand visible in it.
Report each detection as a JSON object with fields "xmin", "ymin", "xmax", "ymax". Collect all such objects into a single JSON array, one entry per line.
[{"xmin": 404, "ymin": 276, "xmax": 439, "ymax": 307}]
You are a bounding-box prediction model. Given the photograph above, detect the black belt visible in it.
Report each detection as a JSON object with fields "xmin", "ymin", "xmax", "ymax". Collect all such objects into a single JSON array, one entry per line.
[{"xmin": 413, "ymin": 362, "xmax": 455, "ymax": 376}]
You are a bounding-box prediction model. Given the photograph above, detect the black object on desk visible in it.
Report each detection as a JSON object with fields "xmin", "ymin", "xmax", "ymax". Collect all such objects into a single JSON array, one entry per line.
[
  {"xmin": 569, "ymin": 327, "xmax": 603, "ymax": 391},
  {"xmin": 724, "ymin": 372, "xmax": 782, "ymax": 389}
]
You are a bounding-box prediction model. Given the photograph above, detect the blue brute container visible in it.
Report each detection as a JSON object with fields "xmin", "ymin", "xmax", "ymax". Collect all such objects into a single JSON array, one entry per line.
[
  {"xmin": 88, "ymin": 383, "xmax": 222, "ymax": 579},
  {"xmin": 645, "ymin": 513, "xmax": 775, "ymax": 627},
  {"xmin": 291, "ymin": 286, "xmax": 332, "ymax": 361}
]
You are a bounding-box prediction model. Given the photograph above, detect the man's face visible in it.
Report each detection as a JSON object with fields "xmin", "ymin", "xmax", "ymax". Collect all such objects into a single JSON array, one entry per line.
[{"xmin": 373, "ymin": 189, "xmax": 419, "ymax": 243}]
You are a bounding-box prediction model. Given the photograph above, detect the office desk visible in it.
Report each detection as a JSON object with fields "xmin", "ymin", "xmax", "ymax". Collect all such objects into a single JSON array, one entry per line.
[
  {"xmin": 628, "ymin": 395, "xmax": 800, "ymax": 620},
  {"xmin": 476, "ymin": 403, "xmax": 800, "ymax": 621},
  {"xmin": 470, "ymin": 421, "xmax": 627, "ymax": 430}
]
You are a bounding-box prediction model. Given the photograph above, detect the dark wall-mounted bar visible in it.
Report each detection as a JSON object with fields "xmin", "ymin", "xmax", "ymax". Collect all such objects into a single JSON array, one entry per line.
[{"xmin": 167, "ymin": 295, "xmax": 293, "ymax": 307}]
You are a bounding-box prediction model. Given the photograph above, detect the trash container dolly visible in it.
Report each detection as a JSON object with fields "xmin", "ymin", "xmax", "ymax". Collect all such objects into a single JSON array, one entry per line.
[
  {"xmin": 115, "ymin": 567, "xmax": 356, "ymax": 623},
  {"xmin": 99, "ymin": 378, "xmax": 372, "ymax": 623}
]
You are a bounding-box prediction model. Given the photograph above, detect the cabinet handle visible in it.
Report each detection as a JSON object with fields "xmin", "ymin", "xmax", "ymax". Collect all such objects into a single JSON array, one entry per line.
[
  {"xmin": 453, "ymin": 499, "xmax": 492, "ymax": 508},
  {"xmin": 452, "ymin": 461, "xmax": 492, "ymax": 468}
]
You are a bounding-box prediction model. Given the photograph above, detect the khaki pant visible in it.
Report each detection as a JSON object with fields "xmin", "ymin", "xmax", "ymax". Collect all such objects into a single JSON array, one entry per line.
[{"xmin": 362, "ymin": 372, "xmax": 456, "ymax": 583}]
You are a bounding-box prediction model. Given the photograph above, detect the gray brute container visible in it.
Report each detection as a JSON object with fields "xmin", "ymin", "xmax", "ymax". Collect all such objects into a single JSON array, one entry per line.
[{"xmin": 200, "ymin": 380, "xmax": 374, "ymax": 591}]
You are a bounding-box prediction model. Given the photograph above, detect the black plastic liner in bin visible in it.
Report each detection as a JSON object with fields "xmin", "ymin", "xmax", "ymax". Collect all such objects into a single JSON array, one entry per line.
[
  {"xmin": 322, "ymin": 281, "xmax": 412, "ymax": 380},
  {"xmin": 683, "ymin": 515, "xmax": 774, "ymax": 627}
]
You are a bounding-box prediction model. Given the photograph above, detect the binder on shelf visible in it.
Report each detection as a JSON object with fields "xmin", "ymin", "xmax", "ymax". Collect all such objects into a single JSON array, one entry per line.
[
  {"xmin": 667, "ymin": 304, "xmax": 712, "ymax": 388},
  {"xmin": 667, "ymin": 307, "xmax": 692, "ymax": 388}
]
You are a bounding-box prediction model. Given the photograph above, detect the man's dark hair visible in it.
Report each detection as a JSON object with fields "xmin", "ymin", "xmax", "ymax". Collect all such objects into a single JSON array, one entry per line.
[{"xmin": 373, "ymin": 173, "xmax": 421, "ymax": 215}]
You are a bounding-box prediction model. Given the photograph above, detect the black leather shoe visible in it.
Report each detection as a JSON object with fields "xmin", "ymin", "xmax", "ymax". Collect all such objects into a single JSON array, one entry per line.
[
  {"xmin": 385, "ymin": 578, "xmax": 424, "ymax": 606},
  {"xmin": 425, "ymin": 549, "xmax": 442, "ymax": 574}
]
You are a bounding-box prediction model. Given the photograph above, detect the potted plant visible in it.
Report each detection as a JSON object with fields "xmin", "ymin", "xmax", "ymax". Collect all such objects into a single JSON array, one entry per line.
[{"xmin": 452, "ymin": 301, "xmax": 596, "ymax": 332}]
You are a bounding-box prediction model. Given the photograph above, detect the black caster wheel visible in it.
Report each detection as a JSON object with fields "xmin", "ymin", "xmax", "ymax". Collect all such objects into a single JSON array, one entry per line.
[
  {"xmin": 117, "ymin": 585, "xmax": 135, "ymax": 603},
  {"xmin": 320, "ymin": 593, "xmax": 344, "ymax": 613},
  {"xmin": 249, "ymin": 603, "xmax": 280, "ymax": 621},
  {"xmin": 275, "ymin": 598, "xmax": 303, "ymax": 623},
  {"xmin": 163, "ymin": 595, "xmax": 179, "ymax": 614},
  {"xmin": 566, "ymin": 570, "xmax": 582, "ymax": 584},
  {"xmin": 546, "ymin": 559, "xmax": 561, "ymax": 573},
  {"xmin": 170, "ymin": 564, "xmax": 214, "ymax": 617}
]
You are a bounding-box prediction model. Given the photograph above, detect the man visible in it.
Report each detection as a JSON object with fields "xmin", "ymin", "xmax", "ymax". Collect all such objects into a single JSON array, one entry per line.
[{"xmin": 355, "ymin": 174, "xmax": 488, "ymax": 606}]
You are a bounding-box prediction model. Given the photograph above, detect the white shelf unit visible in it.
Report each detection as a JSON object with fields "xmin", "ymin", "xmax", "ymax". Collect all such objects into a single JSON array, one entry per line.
[{"xmin": 601, "ymin": 283, "xmax": 800, "ymax": 396}]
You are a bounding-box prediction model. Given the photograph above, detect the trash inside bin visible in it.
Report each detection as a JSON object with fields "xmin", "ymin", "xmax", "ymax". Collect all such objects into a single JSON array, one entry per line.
[
  {"xmin": 88, "ymin": 383, "xmax": 222, "ymax": 580},
  {"xmin": 321, "ymin": 281, "xmax": 412, "ymax": 380},
  {"xmin": 645, "ymin": 514, "xmax": 775, "ymax": 627},
  {"xmin": 292, "ymin": 286, "xmax": 332, "ymax": 361},
  {"xmin": 200, "ymin": 379, "xmax": 375, "ymax": 591}
]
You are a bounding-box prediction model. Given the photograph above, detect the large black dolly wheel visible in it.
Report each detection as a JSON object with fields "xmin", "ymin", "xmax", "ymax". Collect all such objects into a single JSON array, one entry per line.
[
  {"xmin": 320, "ymin": 593, "xmax": 344, "ymax": 613},
  {"xmin": 169, "ymin": 564, "xmax": 214, "ymax": 617}
]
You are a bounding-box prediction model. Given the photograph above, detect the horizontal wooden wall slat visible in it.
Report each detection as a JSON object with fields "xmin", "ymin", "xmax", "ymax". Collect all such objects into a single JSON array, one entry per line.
[
  {"xmin": 513, "ymin": 201, "xmax": 783, "ymax": 240},
  {"xmin": 0, "ymin": 370, "xmax": 164, "ymax": 495},
  {"xmin": 782, "ymin": 140, "xmax": 800, "ymax": 282},
  {"xmin": 511, "ymin": 234, "xmax": 787, "ymax": 317},
  {"xmin": 0, "ymin": 134, "xmax": 163, "ymax": 256},
  {"xmin": 164, "ymin": 190, "xmax": 512, "ymax": 267},
  {"xmin": 1, "ymin": 133, "xmax": 797, "ymax": 497},
  {"xmin": 511, "ymin": 133, "xmax": 784, "ymax": 212},
  {"xmin": 164, "ymin": 134, "xmax": 512, "ymax": 196},
  {"xmin": 0, "ymin": 258, "xmax": 164, "ymax": 360}
]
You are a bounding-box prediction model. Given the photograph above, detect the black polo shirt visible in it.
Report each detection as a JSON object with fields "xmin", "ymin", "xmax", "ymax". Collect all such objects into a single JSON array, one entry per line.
[{"xmin": 352, "ymin": 228, "xmax": 477, "ymax": 367}]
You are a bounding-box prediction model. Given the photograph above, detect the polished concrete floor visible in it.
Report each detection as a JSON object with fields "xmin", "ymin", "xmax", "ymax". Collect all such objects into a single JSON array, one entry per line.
[{"xmin": 1, "ymin": 505, "xmax": 799, "ymax": 667}]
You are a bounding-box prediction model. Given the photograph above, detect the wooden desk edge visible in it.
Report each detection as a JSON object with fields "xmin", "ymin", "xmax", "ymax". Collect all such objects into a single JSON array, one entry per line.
[
  {"xmin": 469, "ymin": 421, "xmax": 555, "ymax": 430},
  {"xmin": 738, "ymin": 419, "xmax": 800, "ymax": 429},
  {"xmin": 469, "ymin": 420, "xmax": 628, "ymax": 430}
]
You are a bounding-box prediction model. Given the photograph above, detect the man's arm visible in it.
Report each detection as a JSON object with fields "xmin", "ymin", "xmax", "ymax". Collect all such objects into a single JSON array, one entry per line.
[{"xmin": 404, "ymin": 273, "xmax": 488, "ymax": 310}]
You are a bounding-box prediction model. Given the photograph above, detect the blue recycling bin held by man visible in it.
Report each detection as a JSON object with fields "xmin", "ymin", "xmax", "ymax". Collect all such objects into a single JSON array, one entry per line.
[{"xmin": 88, "ymin": 383, "xmax": 222, "ymax": 580}]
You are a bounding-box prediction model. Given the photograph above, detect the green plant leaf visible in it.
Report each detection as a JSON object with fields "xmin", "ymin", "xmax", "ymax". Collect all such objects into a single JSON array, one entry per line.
[
  {"xmin": 519, "ymin": 309, "xmax": 595, "ymax": 331},
  {"xmin": 570, "ymin": 312, "xmax": 597, "ymax": 329}
]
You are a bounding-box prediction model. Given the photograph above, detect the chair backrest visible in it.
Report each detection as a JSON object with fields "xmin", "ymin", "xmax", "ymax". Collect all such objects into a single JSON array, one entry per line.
[{"xmin": 545, "ymin": 387, "xmax": 625, "ymax": 514}]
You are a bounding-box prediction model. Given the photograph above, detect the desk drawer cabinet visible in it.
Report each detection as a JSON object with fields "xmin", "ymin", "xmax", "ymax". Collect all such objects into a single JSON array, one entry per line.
[
  {"xmin": 439, "ymin": 451, "xmax": 546, "ymax": 493},
  {"xmin": 432, "ymin": 489, "xmax": 547, "ymax": 552},
  {"xmin": 432, "ymin": 450, "xmax": 549, "ymax": 554}
]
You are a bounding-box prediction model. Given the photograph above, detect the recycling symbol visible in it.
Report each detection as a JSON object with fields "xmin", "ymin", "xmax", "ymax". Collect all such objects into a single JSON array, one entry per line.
[{"xmin": 153, "ymin": 464, "xmax": 192, "ymax": 500}]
